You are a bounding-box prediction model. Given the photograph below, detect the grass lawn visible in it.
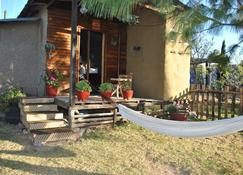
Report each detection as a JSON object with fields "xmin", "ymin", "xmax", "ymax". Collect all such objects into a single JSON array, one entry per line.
[{"xmin": 0, "ymin": 121, "xmax": 242, "ymax": 175}]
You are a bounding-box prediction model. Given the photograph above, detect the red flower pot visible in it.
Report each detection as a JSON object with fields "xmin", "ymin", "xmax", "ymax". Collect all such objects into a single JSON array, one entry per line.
[
  {"xmin": 171, "ymin": 113, "xmax": 187, "ymax": 121},
  {"xmin": 122, "ymin": 90, "xmax": 134, "ymax": 100},
  {"xmin": 76, "ymin": 91, "xmax": 90, "ymax": 102},
  {"xmin": 101, "ymin": 91, "xmax": 112, "ymax": 100},
  {"xmin": 46, "ymin": 84, "xmax": 58, "ymax": 97}
]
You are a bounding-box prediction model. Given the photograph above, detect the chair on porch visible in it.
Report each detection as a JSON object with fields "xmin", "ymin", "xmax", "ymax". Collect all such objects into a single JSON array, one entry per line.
[{"xmin": 110, "ymin": 73, "xmax": 133, "ymax": 98}]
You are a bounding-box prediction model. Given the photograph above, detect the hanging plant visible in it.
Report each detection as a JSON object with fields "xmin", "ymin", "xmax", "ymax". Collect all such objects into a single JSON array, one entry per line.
[{"xmin": 45, "ymin": 43, "xmax": 56, "ymax": 58}]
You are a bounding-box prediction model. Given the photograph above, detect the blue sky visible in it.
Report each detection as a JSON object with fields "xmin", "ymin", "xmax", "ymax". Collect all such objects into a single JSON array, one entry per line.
[{"xmin": 0, "ymin": 0, "xmax": 242, "ymax": 62}]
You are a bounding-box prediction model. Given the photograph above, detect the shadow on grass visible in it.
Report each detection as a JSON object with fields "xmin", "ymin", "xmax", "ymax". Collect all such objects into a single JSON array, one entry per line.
[
  {"xmin": 0, "ymin": 146, "xmax": 76, "ymax": 158},
  {"xmin": 0, "ymin": 158, "xmax": 107, "ymax": 175},
  {"xmin": 0, "ymin": 122, "xmax": 76, "ymax": 158}
]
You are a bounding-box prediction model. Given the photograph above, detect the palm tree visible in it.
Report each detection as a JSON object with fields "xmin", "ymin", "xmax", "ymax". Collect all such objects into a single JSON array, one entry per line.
[{"xmin": 80, "ymin": 0, "xmax": 243, "ymax": 52}]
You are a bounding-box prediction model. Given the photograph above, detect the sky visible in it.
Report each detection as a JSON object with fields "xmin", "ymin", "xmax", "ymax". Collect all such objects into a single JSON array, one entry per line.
[{"xmin": 0, "ymin": 0, "xmax": 242, "ymax": 63}]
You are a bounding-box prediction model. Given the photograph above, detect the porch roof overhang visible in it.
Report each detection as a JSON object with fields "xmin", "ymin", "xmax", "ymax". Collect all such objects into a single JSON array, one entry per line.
[{"xmin": 0, "ymin": 17, "xmax": 40, "ymax": 23}]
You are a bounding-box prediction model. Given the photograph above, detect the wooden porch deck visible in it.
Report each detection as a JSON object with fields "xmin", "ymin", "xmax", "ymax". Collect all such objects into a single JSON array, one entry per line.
[
  {"xmin": 19, "ymin": 96, "xmax": 164, "ymax": 145},
  {"xmin": 55, "ymin": 96, "xmax": 164, "ymax": 128}
]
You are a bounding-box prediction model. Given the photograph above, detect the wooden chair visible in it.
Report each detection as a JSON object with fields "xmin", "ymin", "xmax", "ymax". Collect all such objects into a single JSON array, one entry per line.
[{"xmin": 111, "ymin": 73, "xmax": 133, "ymax": 98}]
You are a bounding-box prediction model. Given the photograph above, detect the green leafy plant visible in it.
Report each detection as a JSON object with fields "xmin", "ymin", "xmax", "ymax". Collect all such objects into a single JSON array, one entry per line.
[
  {"xmin": 164, "ymin": 104, "xmax": 178, "ymax": 113},
  {"xmin": 99, "ymin": 83, "xmax": 113, "ymax": 92},
  {"xmin": 121, "ymin": 81, "xmax": 132, "ymax": 91},
  {"xmin": 44, "ymin": 69, "xmax": 63, "ymax": 88},
  {"xmin": 164, "ymin": 103, "xmax": 188, "ymax": 114},
  {"xmin": 0, "ymin": 87, "xmax": 26, "ymax": 112},
  {"xmin": 75, "ymin": 80, "xmax": 92, "ymax": 92}
]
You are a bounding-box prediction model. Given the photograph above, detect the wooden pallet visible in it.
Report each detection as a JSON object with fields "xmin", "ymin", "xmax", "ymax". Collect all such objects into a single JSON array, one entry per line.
[{"xmin": 68, "ymin": 103, "xmax": 117, "ymax": 129}]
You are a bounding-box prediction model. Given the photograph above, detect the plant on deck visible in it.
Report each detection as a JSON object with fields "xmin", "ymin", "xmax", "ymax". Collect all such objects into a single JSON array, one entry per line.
[
  {"xmin": 121, "ymin": 81, "xmax": 132, "ymax": 91},
  {"xmin": 75, "ymin": 80, "xmax": 92, "ymax": 92},
  {"xmin": 44, "ymin": 70, "xmax": 63, "ymax": 88},
  {"xmin": 99, "ymin": 83, "xmax": 113, "ymax": 92}
]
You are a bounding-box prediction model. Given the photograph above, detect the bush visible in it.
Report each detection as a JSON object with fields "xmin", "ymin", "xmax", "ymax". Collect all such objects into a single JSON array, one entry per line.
[
  {"xmin": 75, "ymin": 80, "xmax": 92, "ymax": 92},
  {"xmin": 0, "ymin": 87, "xmax": 26, "ymax": 113},
  {"xmin": 0, "ymin": 87, "xmax": 26, "ymax": 103},
  {"xmin": 164, "ymin": 104, "xmax": 178, "ymax": 113},
  {"xmin": 99, "ymin": 83, "xmax": 113, "ymax": 92}
]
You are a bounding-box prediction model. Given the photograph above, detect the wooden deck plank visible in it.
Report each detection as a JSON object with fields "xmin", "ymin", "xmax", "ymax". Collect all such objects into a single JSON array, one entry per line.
[
  {"xmin": 22, "ymin": 104, "xmax": 58, "ymax": 112},
  {"xmin": 21, "ymin": 97, "xmax": 55, "ymax": 104},
  {"xmin": 23, "ymin": 112, "xmax": 64, "ymax": 122},
  {"xmin": 28, "ymin": 120, "xmax": 68, "ymax": 130}
]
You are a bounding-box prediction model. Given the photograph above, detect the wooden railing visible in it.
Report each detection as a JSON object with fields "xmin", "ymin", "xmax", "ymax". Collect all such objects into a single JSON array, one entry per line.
[{"xmin": 174, "ymin": 85, "xmax": 243, "ymax": 120}]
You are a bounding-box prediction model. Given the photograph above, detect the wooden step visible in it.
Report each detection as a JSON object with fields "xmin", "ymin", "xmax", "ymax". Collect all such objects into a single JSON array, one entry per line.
[
  {"xmin": 73, "ymin": 112, "xmax": 114, "ymax": 118},
  {"xmin": 21, "ymin": 97, "xmax": 55, "ymax": 104},
  {"xmin": 22, "ymin": 104, "xmax": 58, "ymax": 112},
  {"xmin": 22, "ymin": 111, "xmax": 64, "ymax": 122},
  {"xmin": 27, "ymin": 120, "xmax": 68, "ymax": 130},
  {"xmin": 31, "ymin": 128, "xmax": 79, "ymax": 145}
]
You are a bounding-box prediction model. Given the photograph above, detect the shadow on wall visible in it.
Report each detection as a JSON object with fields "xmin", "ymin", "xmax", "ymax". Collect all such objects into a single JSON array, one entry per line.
[{"xmin": 169, "ymin": 88, "xmax": 190, "ymax": 101}]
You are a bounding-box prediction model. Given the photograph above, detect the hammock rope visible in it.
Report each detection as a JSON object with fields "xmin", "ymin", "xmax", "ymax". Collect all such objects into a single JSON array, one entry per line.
[{"xmin": 118, "ymin": 104, "xmax": 243, "ymax": 138}]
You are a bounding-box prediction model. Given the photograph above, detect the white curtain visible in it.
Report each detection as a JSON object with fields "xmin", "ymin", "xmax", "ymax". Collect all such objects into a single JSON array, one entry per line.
[{"xmin": 118, "ymin": 104, "xmax": 243, "ymax": 138}]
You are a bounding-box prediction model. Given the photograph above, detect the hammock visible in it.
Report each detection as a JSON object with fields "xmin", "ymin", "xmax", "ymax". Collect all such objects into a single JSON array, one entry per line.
[{"xmin": 117, "ymin": 104, "xmax": 243, "ymax": 138}]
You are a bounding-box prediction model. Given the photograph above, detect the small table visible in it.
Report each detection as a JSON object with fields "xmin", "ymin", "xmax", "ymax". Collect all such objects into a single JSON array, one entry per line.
[{"xmin": 110, "ymin": 78, "xmax": 130, "ymax": 98}]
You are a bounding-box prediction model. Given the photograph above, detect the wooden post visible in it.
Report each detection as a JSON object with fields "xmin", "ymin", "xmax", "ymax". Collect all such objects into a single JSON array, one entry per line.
[
  {"xmin": 69, "ymin": 0, "xmax": 78, "ymax": 106},
  {"xmin": 231, "ymin": 87, "xmax": 236, "ymax": 118},
  {"xmin": 190, "ymin": 85, "xmax": 196, "ymax": 112},
  {"xmin": 201, "ymin": 85, "xmax": 205, "ymax": 117},
  {"xmin": 212, "ymin": 88, "xmax": 215, "ymax": 120},
  {"xmin": 218, "ymin": 92, "xmax": 222, "ymax": 119},
  {"xmin": 224, "ymin": 86, "xmax": 229, "ymax": 118},
  {"xmin": 240, "ymin": 87, "xmax": 243, "ymax": 115},
  {"xmin": 206, "ymin": 85, "xmax": 209, "ymax": 118},
  {"xmin": 196, "ymin": 84, "xmax": 200, "ymax": 116}
]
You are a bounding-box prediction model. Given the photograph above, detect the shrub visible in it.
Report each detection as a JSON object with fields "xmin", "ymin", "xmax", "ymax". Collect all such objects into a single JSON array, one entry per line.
[
  {"xmin": 75, "ymin": 80, "xmax": 92, "ymax": 92},
  {"xmin": 0, "ymin": 87, "xmax": 26, "ymax": 112},
  {"xmin": 164, "ymin": 104, "xmax": 178, "ymax": 113}
]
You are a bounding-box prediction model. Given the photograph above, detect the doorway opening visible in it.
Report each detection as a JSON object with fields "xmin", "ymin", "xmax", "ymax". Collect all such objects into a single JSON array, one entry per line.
[{"xmin": 80, "ymin": 30, "xmax": 103, "ymax": 90}]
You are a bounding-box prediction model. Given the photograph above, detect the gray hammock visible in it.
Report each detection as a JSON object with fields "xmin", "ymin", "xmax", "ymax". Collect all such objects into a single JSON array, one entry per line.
[{"xmin": 118, "ymin": 104, "xmax": 243, "ymax": 138}]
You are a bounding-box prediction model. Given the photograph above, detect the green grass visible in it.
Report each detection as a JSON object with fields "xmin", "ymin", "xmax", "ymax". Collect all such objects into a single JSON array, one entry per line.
[{"xmin": 0, "ymin": 121, "xmax": 242, "ymax": 175}]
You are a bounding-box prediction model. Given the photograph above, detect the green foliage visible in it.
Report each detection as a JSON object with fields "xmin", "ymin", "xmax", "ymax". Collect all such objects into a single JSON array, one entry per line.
[
  {"xmin": 164, "ymin": 104, "xmax": 178, "ymax": 113},
  {"xmin": 99, "ymin": 83, "xmax": 113, "ymax": 92},
  {"xmin": 75, "ymin": 80, "xmax": 92, "ymax": 92},
  {"xmin": 0, "ymin": 87, "xmax": 26, "ymax": 112},
  {"xmin": 195, "ymin": 65, "xmax": 206, "ymax": 84},
  {"xmin": 121, "ymin": 81, "xmax": 132, "ymax": 91},
  {"xmin": 45, "ymin": 43, "xmax": 56, "ymax": 51},
  {"xmin": 44, "ymin": 70, "xmax": 63, "ymax": 88},
  {"xmin": 0, "ymin": 87, "xmax": 26, "ymax": 103}
]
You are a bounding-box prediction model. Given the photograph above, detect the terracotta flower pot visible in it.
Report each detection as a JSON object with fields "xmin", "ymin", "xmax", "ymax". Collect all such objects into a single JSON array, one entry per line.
[
  {"xmin": 76, "ymin": 91, "xmax": 90, "ymax": 102},
  {"xmin": 101, "ymin": 91, "xmax": 112, "ymax": 100},
  {"xmin": 46, "ymin": 84, "xmax": 58, "ymax": 97},
  {"xmin": 171, "ymin": 113, "xmax": 187, "ymax": 121},
  {"xmin": 122, "ymin": 90, "xmax": 134, "ymax": 100}
]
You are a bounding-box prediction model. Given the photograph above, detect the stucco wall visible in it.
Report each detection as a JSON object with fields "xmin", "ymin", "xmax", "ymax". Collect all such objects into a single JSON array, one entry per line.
[
  {"xmin": 127, "ymin": 8, "xmax": 165, "ymax": 99},
  {"xmin": 0, "ymin": 21, "xmax": 44, "ymax": 96},
  {"xmin": 163, "ymin": 20, "xmax": 191, "ymax": 100}
]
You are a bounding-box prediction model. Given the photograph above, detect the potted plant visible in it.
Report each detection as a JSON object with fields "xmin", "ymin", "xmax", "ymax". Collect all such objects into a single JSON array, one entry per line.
[
  {"xmin": 122, "ymin": 81, "xmax": 134, "ymax": 100},
  {"xmin": 0, "ymin": 87, "xmax": 26, "ymax": 124},
  {"xmin": 75, "ymin": 80, "xmax": 92, "ymax": 102},
  {"xmin": 99, "ymin": 83, "xmax": 113, "ymax": 100},
  {"xmin": 44, "ymin": 70, "xmax": 63, "ymax": 97},
  {"xmin": 164, "ymin": 103, "xmax": 188, "ymax": 121}
]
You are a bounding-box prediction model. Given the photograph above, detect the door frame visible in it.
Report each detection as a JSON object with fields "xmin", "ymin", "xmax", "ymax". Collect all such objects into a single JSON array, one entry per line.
[{"xmin": 78, "ymin": 28, "xmax": 105, "ymax": 84}]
